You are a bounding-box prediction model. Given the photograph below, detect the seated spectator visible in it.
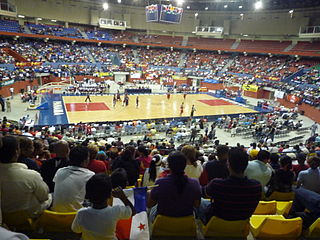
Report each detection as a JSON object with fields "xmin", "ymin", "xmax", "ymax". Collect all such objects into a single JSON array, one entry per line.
[
  {"xmin": 111, "ymin": 168, "xmax": 128, "ymax": 189},
  {"xmin": 270, "ymin": 153, "xmax": 280, "ymax": 170},
  {"xmin": 199, "ymin": 148, "xmax": 261, "ymax": 224},
  {"xmin": 40, "ymin": 140, "xmax": 69, "ymax": 192},
  {"xmin": 87, "ymin": 144, "xmax": 107, "ymax": 174},
  {"xmin": 17, "ymin": 136, "xmax": 39, "ymax": 171},
  {"xmin": 199, "ymin": 145, "xmax": 229, "ymax": 185},
  {"xmin": 112, "ymin": 147, "xmax": 139, "ymax": 186},
  {"xmin": 0, "ymin": 226, "xmax": 29, "ymax": 240},
  {"xmin": 247, "ymin": 142, "xmax": 260, "ymax": 160},
  {"xmin": 181, "ymin": 145, "xmax": 203, "ymax": 179},
  {"xmin": 52, "ymin": 146, "xmax": 95, "ymax": 212},
  {"xmin": 267, "ymin": 156, "xmax": 294, "ymax": 196},
  {"xmin": 0, "ymin": 136, "xmax": 50, "ymax": 218},
  {"xmin": 148, "ymin": 151, "xmax": 201, "ymax": 222},
  {"xmin": 297, "ymin": 157, "xmax": 320, "ymax": 194},
  {"xmin": 292, "ymin": 153, "xmax": 308, "ymax": 179},
  {"xmin": 142, "ymin": 154, "xmax": 163, "ymax": 187},
  {"xmin": 72, "ymin": 174, "xmax": 135, "ymax": 240},
  {"xmin": 244, "ymin": 150, "xmax": 273, "ymax": 189},
  {"xmin": 136, "ymin": 146, "xmax": 152, "ymax": 174}
]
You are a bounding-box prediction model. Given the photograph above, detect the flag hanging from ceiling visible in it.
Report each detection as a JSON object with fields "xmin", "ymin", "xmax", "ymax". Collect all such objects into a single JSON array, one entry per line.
[{"xmin": 113, "ymin": 187, "xmax": 149, "ymax": 240}]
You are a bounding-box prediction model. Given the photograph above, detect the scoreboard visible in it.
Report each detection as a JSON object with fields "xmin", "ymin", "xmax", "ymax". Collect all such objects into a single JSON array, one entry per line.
[{"xmin": 146, "ymin": 4, "xmax": 183, "ymax": 24}]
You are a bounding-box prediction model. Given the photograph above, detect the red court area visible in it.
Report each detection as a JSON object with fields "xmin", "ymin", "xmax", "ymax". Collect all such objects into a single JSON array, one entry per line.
[
  {"xmin": 198, "ymin": 99, "xmax": 235, "ymax": 106},
  {"xmin": 65, "ymin": 102, "xmax": 110, "ymax": 112}
]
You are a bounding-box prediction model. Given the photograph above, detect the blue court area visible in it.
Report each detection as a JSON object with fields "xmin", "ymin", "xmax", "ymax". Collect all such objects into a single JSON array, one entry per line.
[{"xmin": 38, "ymin": 94, "xmax": 69, "ymax": 126}]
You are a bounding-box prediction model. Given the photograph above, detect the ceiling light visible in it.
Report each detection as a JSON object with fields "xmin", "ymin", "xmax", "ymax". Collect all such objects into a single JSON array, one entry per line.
[
  {"xmin": 224, "ymin": 5, "xmax": 228, "ymax": 8},
  {"xmin": 117, "ymin": 0, "xmax": 121, "ymax": 3},
  {"xmin": 205, "ymin": 7, "xmax": 208, "ymax": 10},
  {"xmin": 240, "ymin": 13, "xmax": 244, "ymax": 16},
  {"xmin": 239, "ymin": 5, "xmax": 243, "ymax": 9},
  {"xmin": 187, "ymin": 5, "xmax": 190, "ymax": 9},
  {"xmin": 18, "ymin": 15, "xmax": 25, "ymax": 18},
  {"xmin": 289, "ymin": 9, "xmax": 294, "ymax": 14},
  {"xmin": 36, "ymin": 17, "xmax": 42, "ymax": 20},
  {"xmin": 254, "ymin": 1, "xmax": 263, "ymax": 10},
  {"xmin": 195, "ymin": 12, "xmax": 198, "ymax": 17},
  {"xmin": 177, "ymin": 0, "xmax": 184, "ymax": 6},
  {"xmin": 51, "ymin": 19, "xmax": 57, "ymax": 22},
  {"xmin": 103, "ymin": 2, "xmax": 109, "ymax": 10}
]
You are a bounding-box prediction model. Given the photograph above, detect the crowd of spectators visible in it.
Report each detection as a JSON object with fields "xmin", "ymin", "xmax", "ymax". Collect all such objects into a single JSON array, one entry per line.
[
  {"xmin": 26, "ymin": 23, "xmax": 82, "ymax": 38},
  {"xmin": 0, "ymin": 48, "xmax": 14, "ymax": 64},
  {"xmin": 137, "ymin": 48, "xmax": 182, "ymax": 67}
]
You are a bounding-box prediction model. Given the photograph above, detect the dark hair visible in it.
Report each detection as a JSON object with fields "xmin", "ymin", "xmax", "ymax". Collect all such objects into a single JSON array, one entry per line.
[
  {"xmin": 18, "ymin": 136, "xmax": 34, "ymax": 158},
  {"xmin": 257, "ymin": 150, "xmax": 270, "ymax": 162},
  {"xmin": 138, "ymin": 146, "xmax": 149, "ymax": 157},
  {"xmin": 297, "ymin": 153, "xmax": 306, "ymax": 165},
  {"xmin": 167, "ymin": 151, "xmax": 188, "ymax": 194},
  {"xmin": 148, "ymin": 155, "xmax": 161, "ymax": 182},
  {"xmin": 111, "ymin": 168, "xmax": 128, "ymax": 189},
  {"xmin": 69, "ymin": 146, "xmax": 89, "ymax": 167},
  {"xmin": 97, "ymin": 153, "xmax": 107, "ymax": 161},
  {"xmin": 308, "ymin": 157, "xmax": 320, "ymax": 169},
  {"xmin": 216, "ymin": 145, "xmax": 229, "ymax": 160},
  {"xmin": 0, "ymin": 136, "xmax": 19, "ymax": 163},
  {"xmin": 121, "ymin": 149, "xmax": 135, "ymax": 161},
  {"xmin": 280, "ymin": 155, "xmax": 292, "ymax": 170},
  {"xmin": 85, "ymin": 173, "xmax": 112, "ymax": 204},
  {"xmin": 252, "ymin": 143, "xmax": 257, "ymax": 149},
  {"xmin": 270, "ymin": 153, "xmax": 279, "ymax": 164},
  {"xmin": 228, "ymin": 148, "xmax": 248, "ymax": 174},
  {"xmin": 181, "ymin": 145, "xmax": 197, "ymax": 167}
]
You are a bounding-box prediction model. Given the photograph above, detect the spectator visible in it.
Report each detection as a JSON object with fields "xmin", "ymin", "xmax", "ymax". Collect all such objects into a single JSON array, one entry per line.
[
  {"xmin": 292, "ymin": 153, "xmax": 309, "ymax": 179},
  {"xmin": 87, "ymin": 144, "xmax": 107, "ymax": 174},
  {"xmin": 136, "ymin": 146, "xmax": 152, "ymax": 174},
  {"xmin": 17, "ymin": 136, "xmax": 39, "ymax": 171},
  {"xmin": 269, "ymin": 153, "xmax": 280, "ymax": 170},
  {"xmin": 199, "ymin": 148, "xmax": 261, "ymax": 224},
  {"xmin": 148, "ymin": 151, "xmax": 201, "ymax": 222},
  {"xmin": 40, "ymin": 140, "xmax": 69, "ymax": 192},
  {"xmin": 297, "ymin": 157, "xmax": 320, "ymax": 194},
  {"xmin": 112, "ymin": 147, "xmax": 139, "ymax": 186},
  {"xmin": 72, "ymin": 174, "xmax": 135, "ymax": 240},
  {"xmin": 111, "ymin": 168, "xmax": 128, "ymax": 189},
  {"xmin": 182, "ymin": 145, "xmax": 203, "ymax": 179},
  {"xmin": 0, "ymin": 136, "xmax": 50, "ymax": 218},
  {"xmin": 52, "ymin": 146, "xmax": 95, "ymax": 212},
  {"xmin": 0, "ymin": 226, "xmax": 29, "ymax": 240},
  {"xmin": 267, "ymin": 155, "xmax": 294, "ymax": 196},
  {"xmin": 142, "ymin": 154, "xmax": 163, "ymax": 187},
  {"xmin": 247, "ymin": 143, "xmax": 260, "ymax": 160},
  {"xmin": 244, "ymin": 150, "xmax": 273, "ymax": 189}
]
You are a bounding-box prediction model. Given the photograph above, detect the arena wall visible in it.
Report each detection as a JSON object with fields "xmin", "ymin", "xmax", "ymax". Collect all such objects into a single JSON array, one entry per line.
[
  {"xmin": 13, "ymin": 0, "xmax": 320, "ymax": 38},
  {"xmin": 0, "ymin": 79, "xmax": 39, "ymax": 97}
]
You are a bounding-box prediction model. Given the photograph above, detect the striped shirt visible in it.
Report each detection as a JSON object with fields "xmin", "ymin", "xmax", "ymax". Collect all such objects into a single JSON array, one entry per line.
[{"xmin": 203, "ymin": 176, "xmax": 261, "ymax": 222}]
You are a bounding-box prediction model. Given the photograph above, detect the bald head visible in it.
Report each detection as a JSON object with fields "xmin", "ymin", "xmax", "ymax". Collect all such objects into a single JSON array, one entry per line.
[{"xmin": 54, "ymin": 140, "xmax": 70, "ymax": 158}]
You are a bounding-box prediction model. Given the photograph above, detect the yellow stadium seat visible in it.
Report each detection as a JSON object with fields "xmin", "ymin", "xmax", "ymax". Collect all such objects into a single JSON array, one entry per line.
[
  {"xmin": 2, "ymin": 210, "xmax": 33, "ymax": 231},
  {"xmin": 202, "ymin": 216, "xmax": 249, "ymax": 238},
  {"xmin": 250, "ymin": 215, "xmax": 302, "ymax": 239},
  {"xmin": 34, "ymin": 210, "xmax": 76, "ymax": 232},
  {"xmin": 276, "ymin": 201, "xmax": 293, "ymax": 216},
  {"xmin": 304, "ymin": 218, "xmax": 320, "ymax": 238},
  {"xmin": 267, "ymin": 191, "xmax": 295, "ymax": 201},
  {"xmin": 254, "ymin": 201, "xmax": 277, "ymax": 215},
  {"xmin": 151, "ymin": 215, "xmax": 197, "ymax": 237}
]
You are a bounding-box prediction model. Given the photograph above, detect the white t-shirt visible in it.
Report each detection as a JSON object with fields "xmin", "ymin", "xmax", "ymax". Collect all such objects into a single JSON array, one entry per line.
[
  {"xmin": 244, "ymin": 160, "xmax": 273, "ymax": 188},
  {"xmin": 72, "ymin": 205, "xmax": 132, "ymax": 240},
  {"xmin": 52, "ymin": 166, "xmax": 95, "ymax": 212},
  {"xmin": 184, "ymin": 161, "xmax": 203, "ymax": 179}
]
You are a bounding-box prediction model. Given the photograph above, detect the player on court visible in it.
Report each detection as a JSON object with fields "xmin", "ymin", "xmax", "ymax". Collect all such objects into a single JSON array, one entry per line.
[
  {"xmin": 190, "ymin": 105, "xmax": 196, "ymax": 117},
  {"xmin": 85, "ymin": 93, "xmax": 91, "ymax": 103},
  {"xmin": 113, "ymin": 94, "xmax": 117, "ymax": 108},
  {"xmin": 136, "ymin": 96, "xmax": 139, "ymax": 108},
  {"xmin": 180, "ymin": 102, "xmax": 184, "ymax": 116},
  {"xmin": 183, "ymin": 93, "xmax": 187, "ymax": 100},
  {"xmin": 167, "ymin": 92, "xmax": 170, "ymax": 100}
]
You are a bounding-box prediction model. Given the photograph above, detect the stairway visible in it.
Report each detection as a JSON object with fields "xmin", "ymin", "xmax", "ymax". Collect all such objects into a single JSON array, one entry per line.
[
  {"xmin": 23, "ymin": 25, "xmax": 32, "ymax": 34},
  {"xmin": 178, "ymin": 52, "xmax": 187, "ymax": 68},
  {"xmin": 284, "ymin": 42, "xmax": 297, "ymax": 52},
  {"xmin": 132, "ymin": 49, "xmax": 140, "ymax": 64},
  {"xmin": 221, "ymin": 57, "xmax": 235, "ymax": 72},
  {"xmin": 231, "ymin": 39, "xmax": 240, "ymax": 49},
  {"xmin": 181, "ymin": 36, "xmax": 188, "ymax": 46},
  {"xmin": 79, "ymin": 30, "xmax": 88, "ymax": 39},
  {"xmin": 82, "ymin": 46, "xmax": 96, "ymax": 63},
  {"xmin": 3, "ymin": 48, "xmax": 27, "ymax": 62}
]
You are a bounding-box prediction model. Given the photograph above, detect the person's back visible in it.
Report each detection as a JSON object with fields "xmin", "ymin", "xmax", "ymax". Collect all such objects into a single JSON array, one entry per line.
[
  {"xmin": 297, "ymin": 157, "xmax": 320, "ymax": 193},
  {"xmin": 244, "ymin": 150, "xmax": 273, "ymax": 188},
  {"xmin": 72, "ymin": 174, "xmax": 134, "ymax": 240},
  {"xmin": 52, "ymin": 146, "xmax": 94, "ymax": 212},
  {"xmin": 205, "ymin": 145, "xmax": 229, "ymax": 182},
  {"xmin": 201, "ymin": 148, "xmax": 261, "ymax": 223},
  {"xmin": 0, "ymin": 136, "xmax": 49, "ymax": 217}
]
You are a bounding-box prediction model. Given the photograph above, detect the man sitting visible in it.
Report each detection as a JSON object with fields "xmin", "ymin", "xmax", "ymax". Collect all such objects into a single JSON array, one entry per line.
[
  {"xmin": 52, "ymin": 146, "xmax": 95, "ymax": 212},
  {"xmin": 199, "ymin": 148, "xmax": 261, "ymax": 224}
]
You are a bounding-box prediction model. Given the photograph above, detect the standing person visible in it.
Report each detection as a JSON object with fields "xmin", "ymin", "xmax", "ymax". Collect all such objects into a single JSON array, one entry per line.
[
  {"xmin": 167, "ymin": 92, "xmax": 170, "ymax": 100},
  {"xmin": 183, "ymin": 92, "xmax": 187, "ymax": 100},
  {"xmin": 9, "ymin": 87, "xmax": 14, "ymax": 99},
  {"xmin": 107, "ymin": 84, "xmax": 110, "ymax": 93},
  {"xmin": 113, "ymin": 94, "xmax": 117, "ymax": 108},
  {"xmin": 117, "ymin": 91, "xmax": 121, "ymax": 102},
  {"xmin": 190, "ymin": 127, "xmax": 197, "ymax": 143},
  {"xmin": 180, "ymin": 102, "xmax": 184, "ymax": 117},
  {"xmin": 0, "ymin": 95, "xmax": 5, "ymax": 112},
  {"xmin": 190, "ymin": 105, "xmax": 196, "ymax": 118},
  {"xmin": 84, "ymin": 93, "xmax": 91, "ymax": 103},
  {"xmin": 311, "ymin": 122, "xmax": 318, "ymax": 137},
  {"xmin": 136, "ymin": 96, "xmax": 139, "ymax": 108},
  {"xmin": 6, "ymin": 99, "xmax": 11, "ymax": 112},
  {"xmin": 125, "ymin": 95, "xmax": 129, "ymax": 107}
]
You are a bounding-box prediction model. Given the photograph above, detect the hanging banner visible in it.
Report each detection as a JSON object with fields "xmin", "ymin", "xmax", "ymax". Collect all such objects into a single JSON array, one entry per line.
[
  {"xmin": 242, "ymin": 84, "xmax": 259, "ymax": 92},
  {"xmin": 287, "ymin": 94, "xmax": 300, "ymax": 104}
]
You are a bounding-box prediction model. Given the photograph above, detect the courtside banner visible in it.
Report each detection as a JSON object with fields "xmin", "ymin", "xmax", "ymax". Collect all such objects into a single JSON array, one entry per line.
[
  {"xmin": 242, "ymin": 84, "xmax": 259, "ymax": 92},
  {"xmin": 113, "ymin": 187, "xmax": 149, "ymax": 240}
]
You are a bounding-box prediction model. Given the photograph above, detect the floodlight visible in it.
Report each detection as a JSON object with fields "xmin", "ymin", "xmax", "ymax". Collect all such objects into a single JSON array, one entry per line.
[
  {"xmin": 239, "ymin": 5, "xmax": 243, "ymax": 8},
  {"xmin": 187, "ymin": 5, "xmax": 190, "ymax": 9},
  {"xmin": 18, "ymin": 15, "xmax": 25, "ymax": 18},
  {"xmin": 103, "ymin": 2, "xmax": 109, "ymax": 10},
  {"xmin": 224, "ymin": 5, "xmax": 228, "ymax": 8},
  {"xmin": 195, "ymin": 12, "xmax": 199, "ymax": 17},
  {"xmin": 117, "ymin": 0, "xmax": 121, "ymax": 3},
  {"xmin": 177, "ymin": 0, "xmax": 184, "ymax": 6},
  {"xmin": 205, "ymin": 7, "xmax": 208, "ymax": 10},
  {"xmin": 254, "ymin": 1, "xmax": 263, "ymax": 10},
  {"xmin": 289, "ymin": 9, "xmax": 294, "ymax": 14}
]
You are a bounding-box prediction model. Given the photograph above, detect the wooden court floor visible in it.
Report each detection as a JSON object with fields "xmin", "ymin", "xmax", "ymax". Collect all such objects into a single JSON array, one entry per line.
[{"xmin": 62, "ymin": 94, "xmax": 257, "ymax": 123}]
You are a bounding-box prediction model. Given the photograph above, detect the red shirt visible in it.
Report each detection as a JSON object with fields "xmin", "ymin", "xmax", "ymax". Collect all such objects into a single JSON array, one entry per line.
[
  {"xmin": 87, "ymin": 160, "xmax": 107, "ymax": 173},
  {"xmin": 292, "ymin": 164, "xmax": 309, "ymax": 176}
]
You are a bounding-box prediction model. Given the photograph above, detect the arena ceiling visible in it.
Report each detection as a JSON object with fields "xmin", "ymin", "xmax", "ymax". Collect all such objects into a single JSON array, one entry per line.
[{"xmin": 85, "ymin": 0, "xmax": 320, "ymax": 11}]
